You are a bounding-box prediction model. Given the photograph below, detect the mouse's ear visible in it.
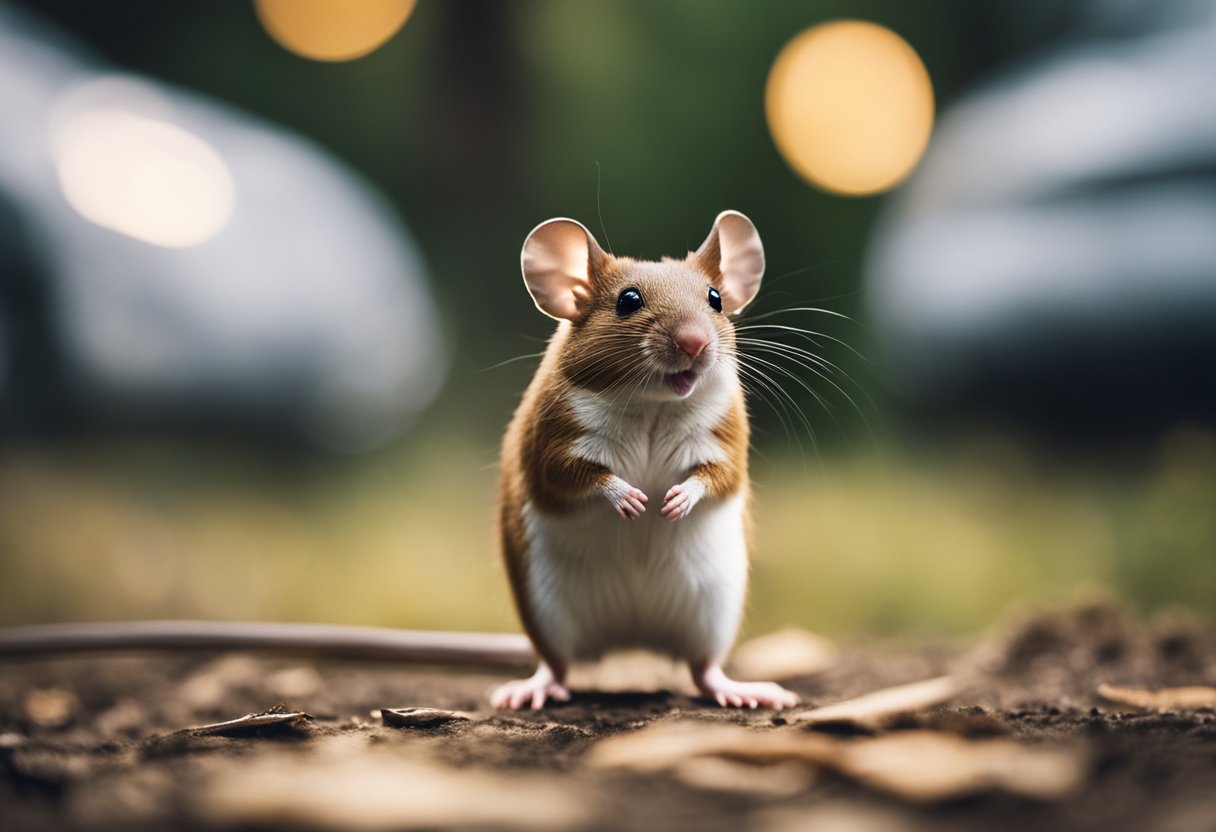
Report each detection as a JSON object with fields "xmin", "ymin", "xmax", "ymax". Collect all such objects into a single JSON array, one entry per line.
[
  {"xmin": 692, "ymin": 210, "xmax": 765, "ymax": 315},
  {"xmin": 521, "ymin": 218, "xmax": 607, "ymax": 321}
]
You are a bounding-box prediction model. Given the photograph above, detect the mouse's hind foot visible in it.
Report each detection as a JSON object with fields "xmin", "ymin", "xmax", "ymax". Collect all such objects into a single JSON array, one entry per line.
[
  {"xmin": 691, "ymin": 660, "xmax": 799, "ymax": 710},
  {"xmin": 490, "ymin": 661, "xmax": 571, "ymax": 710}
]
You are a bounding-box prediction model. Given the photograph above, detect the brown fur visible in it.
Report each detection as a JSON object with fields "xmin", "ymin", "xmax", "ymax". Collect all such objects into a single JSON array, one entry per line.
[
  {"xmin": 697, "ymin": 392, "xmax": 749, "ymax": 497},
  {"xmin": 499, "ymin": 240, "xmax": 752, "ymax": 670}
]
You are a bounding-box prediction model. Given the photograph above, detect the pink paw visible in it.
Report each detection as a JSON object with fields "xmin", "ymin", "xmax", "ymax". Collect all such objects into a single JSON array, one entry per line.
[
  {"xmin": 703, "ymin": 680, "xmax": 799, "ymax": 710},
  {"xmin": 490, "ymin": 666, "xmax": 571, "ymax": 710},
  {"xmin": 693, "ymin": 662, "xmax": 799, "ymax": 710},
  {"xmin": 604, "ymin": 476, "xmax": 648, "ymax": 520},
  {"xmin": 661, "ymin": 480, "xmax": 705, "ymax": 521}
]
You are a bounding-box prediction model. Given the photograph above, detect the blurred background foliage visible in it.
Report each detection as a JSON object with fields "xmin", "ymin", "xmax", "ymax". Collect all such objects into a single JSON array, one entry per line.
[{"xmin": 0, "ymin": 0, "xmax": 1211, "ymax": 638}]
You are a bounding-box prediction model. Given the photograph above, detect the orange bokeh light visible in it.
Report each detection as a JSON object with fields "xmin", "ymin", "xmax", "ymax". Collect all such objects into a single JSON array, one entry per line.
[
  {"xmin": 254, "ymin": 0, "xmax": 417, "ymax": 63},
  {"xmin": 766, "ymin": 21, "xmax": 935, "ymax": 196}
]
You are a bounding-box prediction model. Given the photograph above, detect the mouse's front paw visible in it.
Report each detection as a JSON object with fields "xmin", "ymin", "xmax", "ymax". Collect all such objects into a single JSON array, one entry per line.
[
  {"xmin": 603, "ymin": 476, "xmax": 648, "ymax": 519},
  {"xmin": 661, "ymin": 479, "xmax": 706, "ymax": 521}
]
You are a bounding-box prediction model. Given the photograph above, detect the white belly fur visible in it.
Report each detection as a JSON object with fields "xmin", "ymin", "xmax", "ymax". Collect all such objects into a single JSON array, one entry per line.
[{"xmin": 522, "ymin": 383, "xmax": 748, "ymax": 663}]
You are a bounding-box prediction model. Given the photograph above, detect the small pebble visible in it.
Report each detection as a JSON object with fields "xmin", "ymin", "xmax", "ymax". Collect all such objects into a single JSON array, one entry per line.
[{"xmin": 24, "ymin": 688, "xmax": 76, "ymax": 728}]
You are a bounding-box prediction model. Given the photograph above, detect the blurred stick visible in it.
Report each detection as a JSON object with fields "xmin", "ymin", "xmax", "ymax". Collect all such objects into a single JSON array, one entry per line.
[{"xmin": 0, "ymin": 621, "xmax": 534, "ymax": 666}]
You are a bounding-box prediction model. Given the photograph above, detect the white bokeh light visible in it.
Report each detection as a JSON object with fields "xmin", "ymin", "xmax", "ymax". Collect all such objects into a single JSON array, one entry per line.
[{"xmin": 53, "ymin": 107, "xmax": 235, "ymax": 248}]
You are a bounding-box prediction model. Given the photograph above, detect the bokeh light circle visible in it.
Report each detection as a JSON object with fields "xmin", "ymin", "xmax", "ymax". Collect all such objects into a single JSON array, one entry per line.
[
  {"xmin": 254, "ymin": 0, "xmax": 417, "ymax": 63},
  {"xmin": 54, "ymin": 109, "xmax": 236, "ymax": 248},
  {"xmin": 766, "ymin": 20, "xmax": 934, "ymax": 196}
]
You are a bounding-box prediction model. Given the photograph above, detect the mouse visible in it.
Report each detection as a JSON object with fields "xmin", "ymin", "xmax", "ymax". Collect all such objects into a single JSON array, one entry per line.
[{"xmin": 490, "ymin": 210, "xmax": 800, "ymax": 711}]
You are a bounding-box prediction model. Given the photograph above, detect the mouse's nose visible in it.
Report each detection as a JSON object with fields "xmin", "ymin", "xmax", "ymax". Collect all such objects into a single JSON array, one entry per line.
[{"xmin": 673, "ymin": 328, "xmax": 710, "ymax": 359}]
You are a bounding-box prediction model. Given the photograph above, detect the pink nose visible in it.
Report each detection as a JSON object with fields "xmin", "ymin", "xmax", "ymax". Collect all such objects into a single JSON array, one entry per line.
[{"xmin": 674, "ymin": 328, "xmax": 710, "ymax": 359}]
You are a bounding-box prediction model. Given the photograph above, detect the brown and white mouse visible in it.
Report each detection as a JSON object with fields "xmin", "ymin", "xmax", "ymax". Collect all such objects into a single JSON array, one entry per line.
[{"xmin": 491, "ymin": 211, "xmax": 799, "ymax": 711}]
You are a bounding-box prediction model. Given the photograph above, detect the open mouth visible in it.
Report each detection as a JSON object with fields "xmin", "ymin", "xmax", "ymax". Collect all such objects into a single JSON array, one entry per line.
[{"xmin": 666, "ymin": 370, "xmax": 699, "ymax": 397}]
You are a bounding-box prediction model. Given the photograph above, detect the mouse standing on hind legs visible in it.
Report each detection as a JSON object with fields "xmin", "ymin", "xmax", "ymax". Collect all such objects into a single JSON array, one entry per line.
[{"xmin": 491, "ymin": 210, "xmax": 799, "ymax": 711}]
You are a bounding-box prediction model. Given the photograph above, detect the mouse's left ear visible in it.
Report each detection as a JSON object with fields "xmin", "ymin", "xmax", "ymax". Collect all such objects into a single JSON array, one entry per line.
[
  {"xmin": 521, "ymin": 218, "xmax": 608, "ymax": 322},
  {"xmin": 692, "ymin": 210, "xmax": 765, "ymax": 315}
]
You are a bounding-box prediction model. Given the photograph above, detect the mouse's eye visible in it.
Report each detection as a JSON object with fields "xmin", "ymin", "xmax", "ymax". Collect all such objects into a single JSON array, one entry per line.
[
  {"xmin": 707, "ymin": 286, "xmax": 723, "ymax": 313},
  {"xmin": 615, "ymin": 288, "xmax": 644, "ymax": 316}
]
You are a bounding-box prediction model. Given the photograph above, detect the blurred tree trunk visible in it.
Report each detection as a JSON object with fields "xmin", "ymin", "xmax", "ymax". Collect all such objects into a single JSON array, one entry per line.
[
  {"xmin": 417, "ymin": 0, "xmax": 533, "ymax": 378},
  {"xmin": 421, "ymin": 1, "xmax": 526, "ymax": 217}
]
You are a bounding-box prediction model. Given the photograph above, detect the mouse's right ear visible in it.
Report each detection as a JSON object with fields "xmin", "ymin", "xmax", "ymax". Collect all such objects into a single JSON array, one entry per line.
[{"xmin": 521, "ymin": 218, "xmax": 606, "ymax": 321}]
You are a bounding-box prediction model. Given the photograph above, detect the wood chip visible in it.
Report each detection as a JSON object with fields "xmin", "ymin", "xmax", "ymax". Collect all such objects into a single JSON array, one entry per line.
[
  {"xmin": 1097, "ymin": 683, "xmax": 1216, "ymax": 710},
  {"xmin": 587, "ymin": 719, "xmax": 1083, "ymax": 803},
  {"xmin": 788, "ymin": 676, "xmax": 961, "ymax": 729},
  {"xmin": 730, "ymin": 627, "xmax": 837, "ymax": 681},
  {"xmin": 380, "ymin": 708, "xmax": 474, "ymax": 728},
  {"xmin": 183, "ymin": 704, "xmax": 314, "ymax": 737},
  {"xmin": 839, "ymin": 731, "xmax": 1084, "ymax": 802}
]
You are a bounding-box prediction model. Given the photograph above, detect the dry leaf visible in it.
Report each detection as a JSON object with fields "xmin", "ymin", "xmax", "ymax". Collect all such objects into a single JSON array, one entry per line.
[
  {"xmin": 380, "ymin": 707, "xmax": 474, "ymax": 728},
  {"xmin": 839, "ymin": 731, "xmax": 1084, "ymax": 802},
  {"xmin": 731, "ymin": 627, "xmax": 837, "ymax": 681},
  {"xmin": 196, "ymin": 736, "xmax": 587, "ymax": 830},
  {"xmin": 1097, "ymin": 683, "xmax": 1216, "ymax": 710},
  {"xmin": 788, "ymin": 676, "xmax": 961, "ymax": 729}
]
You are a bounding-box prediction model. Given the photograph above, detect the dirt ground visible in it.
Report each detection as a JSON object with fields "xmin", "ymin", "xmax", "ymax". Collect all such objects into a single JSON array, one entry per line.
[{"xmin": 1, "ymin": 603, "xmax": 1214, "ymax": 832}]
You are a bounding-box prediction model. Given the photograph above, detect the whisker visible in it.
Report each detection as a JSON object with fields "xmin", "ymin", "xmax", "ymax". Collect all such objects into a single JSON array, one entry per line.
[
  {"xmin": 736, "ymin": 337, "xmax": 836, "ymax": 375},
  {"xmin": 738, "ymin": 349, "xmax": 845, "ymax": 447},
  {"xmin": 738, "ymin": 305, "xmax": 854, "ymax": 324},
  {"xmin": 733, "ymin": 362, "xmax": 800, "ymax": 452},
  {"xmin": 724, "ymin": 347, "xmax": 820, "ymax": 466},
  {"xmin": 480, "ymin": 351, "xmax": 548, "ymax": 372},
  {"xmin": 736, "ymin": 323, "xmax": 871, "ymax": 365},
  {"xmin": 736, "ymin": 336, "xmax": 876, "ymax": 412},
  {"xmin": 741, "ymin": 361, "xmax": 820, "ymax": 469}
]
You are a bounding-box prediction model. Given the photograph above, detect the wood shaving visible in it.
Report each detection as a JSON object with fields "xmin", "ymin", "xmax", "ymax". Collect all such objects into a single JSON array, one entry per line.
[
  {"xmin": 788, "ymin": 676, "xmax": 961, "ymax": 729},
  {"xmin": 1096, "ymin": 683, "xmax": 1216, "ymax": 710}
]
